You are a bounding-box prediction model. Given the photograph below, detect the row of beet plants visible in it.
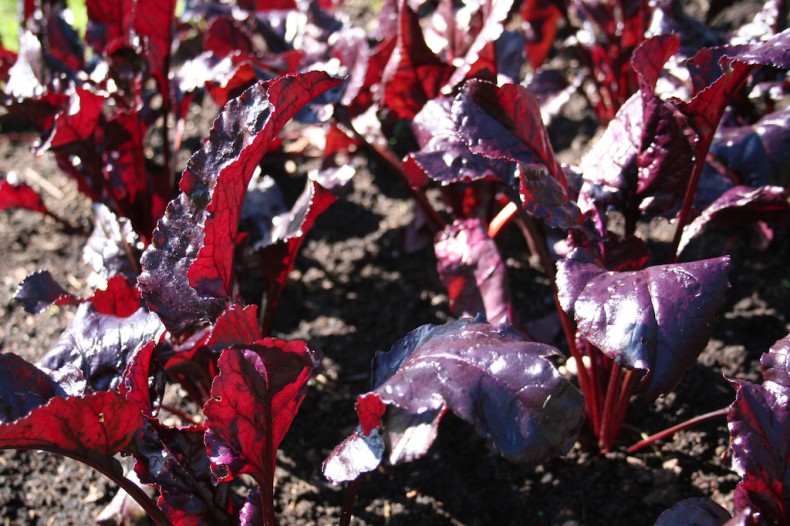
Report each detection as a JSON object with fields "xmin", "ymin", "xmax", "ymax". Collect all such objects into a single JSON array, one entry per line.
[{"xmin": 0, "ymin": 0, "xmax": 788, "ymax": 524}]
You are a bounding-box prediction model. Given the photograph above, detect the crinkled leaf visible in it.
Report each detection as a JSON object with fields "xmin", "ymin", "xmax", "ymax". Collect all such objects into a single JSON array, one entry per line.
[
  {"xmin": 381, "ymin": 0, "xmax": 454, "ymax": 120},
  {"xmin": 139, "ymin": 72, "xmax": 341, "ymax": 333},
  {"xmin": 729, "ymin": 334, "xmax": 790, "ymax": 524},
  {"xmin": 557, "ymin": 251, "xmax": 730, "ymax": 400},
  {"xmin": 678, "ymin": 185, "xmax": 790, "ymax": 254},
  {"xmin": 203, "ymin": 339, "xmax": 315, "ymax": 488},
  {"xmin": 39, "ymin": 303, "xmax": 164, "ymax": 392},
  {"xmin": 435, "ymin": 219, "xmax": 512, "ymax": 324},
  {"xmin": 0, "ymin": 391, "xmax": 144, "ymax": 478},
  {"xmin": 0, "ymin": 179, "xmax": 50, "ymax": 215},
  {"xmin": 13, "ymin": 270, "xmax": 80, "ymax": 314},
  {"xmin": 133, "ymin": 420, "xmax": 236, "ymax": 525},
  {"xmin": 324, "ymin": 317, "xmax": 584, "ymax": 483},
  {"xmin": 653, "ymin": 498, "xmax": 732, "ymax": 526}
]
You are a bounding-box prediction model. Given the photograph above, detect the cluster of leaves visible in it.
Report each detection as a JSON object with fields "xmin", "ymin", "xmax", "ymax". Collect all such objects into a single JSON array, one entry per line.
[{"xmin": 0, "ymin": 0, "xmax": 788, "ymax": 524}]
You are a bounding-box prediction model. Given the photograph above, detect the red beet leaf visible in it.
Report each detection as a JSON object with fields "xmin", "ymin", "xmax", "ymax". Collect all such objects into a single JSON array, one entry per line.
[
  {"xmin": 521, "ymin": 0, "xmax": 563, "ymax": 70},
  {"xmin": 203, "ymin": 339, "xmax": 315, "ymax": 524},
  {"xmin": 138, "ymin": 72, "xmax": 342, "ymax": 333},
  {"xmin": 435, "ymin": 218, "xmax": 513, "ymax": 324},
  {"xmin": 0, "ymin": 391, "xmax": 144, "ymax": 480},
  {"xmin": 0, "ymin": 179, "xmax": 50, "ymax": 215},
  {"xmin": 381, "ymin": 0, "xmax": 454, "ymax": 120},
  {"xmin": 90, "ymin": 276, "xmax": 144, "ymax": 318},
  {"xmin": 729, "ymin": 334, "xmax": 790, "ymax": 525}
]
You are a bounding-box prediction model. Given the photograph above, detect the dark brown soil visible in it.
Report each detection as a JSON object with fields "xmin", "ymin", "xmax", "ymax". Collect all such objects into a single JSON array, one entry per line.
[{"xmin": 1, "ymin": 4, "xmax": 788, "ymax": 523}]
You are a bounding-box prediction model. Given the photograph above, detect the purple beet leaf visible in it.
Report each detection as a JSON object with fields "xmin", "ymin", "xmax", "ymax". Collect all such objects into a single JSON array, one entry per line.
[
  {"xmin": 557, "ymin": 250, "xmax": 730, "ymax": 401},
  {"xmin": 138, "ymin": 72, "xmax": 342, "ymax": 334},
  {"xmin": 435, "ymin": 219, "xmax": 513, "ymax": 324},
  {"xmin": 452, "ymin": 79, "xmax": 581, "ymax": 229},
  {"xmin": 407, "ymin": 97, "xmax": 513, "ymax": 186},
  {"xmin": 13, "ymin": 270, "xmax": 80, "ymax": 314},
  {"xmin": 729, "ymin": 333, "xmax": 790, "ymax": 525},
  {"xmin": 203, "ymin": 338, "xmax": 316, "ymax": 523},
  {"xmin": 323, "ymin": 317, "xmax": 585, "ymax": 483},
  {"xmin": 38, "ymin": 303, "xmax": 164, "ymax": 392},
  {"xmin": 708, "ymin": 107, "xmax": 790, "ymax": 188},
  {"xmin": 0, "ymin": 353, "xmax": 67, "ymax": 423},
  {"xmin": 678, "ymin": 185, "xmax": 790, "ymax": 255}
]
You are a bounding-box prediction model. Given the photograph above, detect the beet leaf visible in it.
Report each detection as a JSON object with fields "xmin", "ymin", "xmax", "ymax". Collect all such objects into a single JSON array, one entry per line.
[
  {"xmin": 557, "ymin": 250, "xmax": 730, "ymax": 401},
  {"xmin": 138, "ymin": 72, "xmax": 342, "ymax": 333},
  {"xmin": 324, "ymin": 317, "xmax": 585, "ymax": 483},
  {"xmin": 203, "ymin": 338, "xmax": 316, "ymax": 525},
  {"xmin": 729, "ymin": 334, "xmax": 790, "ymax": 524}
]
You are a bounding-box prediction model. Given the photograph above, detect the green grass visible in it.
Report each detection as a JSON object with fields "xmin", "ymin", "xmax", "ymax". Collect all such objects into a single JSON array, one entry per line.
[
  {"xmin": 0, "ymin": 0, "xmax": 185, "ymax": 53},
  {"xmin": 0, "ymin": 0, "xmax": 88, "ymax": 52},
  {"xmin": 0, "ymin": 0, "xmax": 16, "ymax": 51}
]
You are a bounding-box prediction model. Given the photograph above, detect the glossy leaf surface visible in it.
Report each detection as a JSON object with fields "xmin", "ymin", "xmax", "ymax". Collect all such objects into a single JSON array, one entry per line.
[
  {"xmin": 324, "ymin": 318, "xmax": 584, "ymax": 483},
  {"xmin": 138, "ymin": 72, "xmax": 341, "ymax": 333},
  {"xmin": 557, "ymin": 250, "xmax": 730, "ymax": 400}
]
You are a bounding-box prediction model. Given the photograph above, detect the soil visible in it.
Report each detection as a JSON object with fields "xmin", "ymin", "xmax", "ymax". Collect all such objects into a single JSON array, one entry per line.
[{"xmin": 0, "ymin": 4, "xmax": 788, "ymax": 525}]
